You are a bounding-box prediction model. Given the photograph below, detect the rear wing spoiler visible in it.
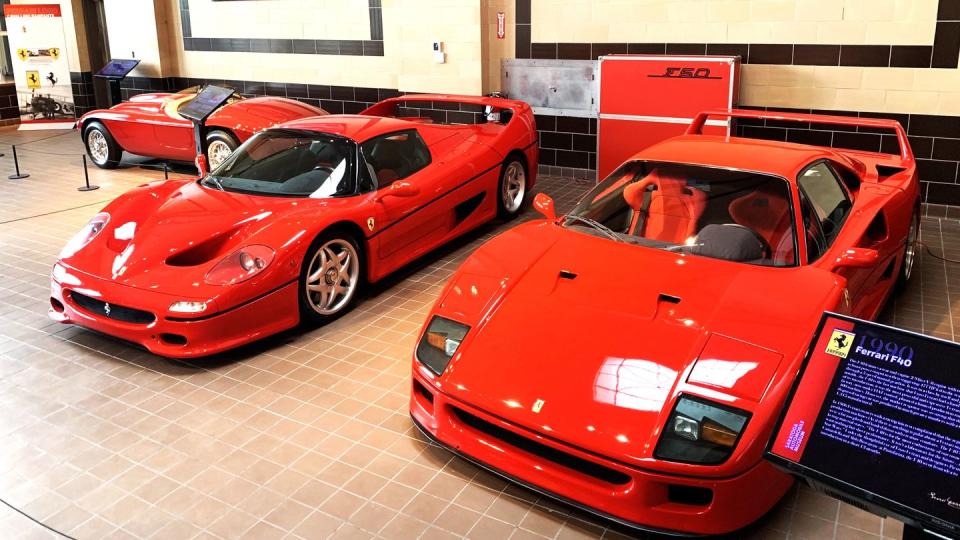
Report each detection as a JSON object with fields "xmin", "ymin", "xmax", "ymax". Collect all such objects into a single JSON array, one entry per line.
[
  {"xmin": 687, "ymin": 109, "xmax": 913, "ymax": 162},
  {"xmin": 361, "ymin": 94, "xmax": 527, "ymax": 118}
]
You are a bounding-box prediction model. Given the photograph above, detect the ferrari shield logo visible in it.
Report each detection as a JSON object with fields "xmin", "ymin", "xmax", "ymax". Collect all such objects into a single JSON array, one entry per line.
[
  {"xmin": 26, "ymin": 71, "xmax": 40, "ymax": 89},
  {"xmin": 366, "ymin": 217, "xmax": 375, "ymax": 231},
  {"xmin": 532, "ymin": 399, "xmax": 545, "ymax": 413},
  {"xmin": 17, "ymin": 48, "xmax": 28, "ymax": 61},
  {"xmin": 48, "ymin": 48, "xmax": 60, "ymax": 60},
  {"xmin": 825, "ymin": 329, "xmax": 855, "ymax": 358}
]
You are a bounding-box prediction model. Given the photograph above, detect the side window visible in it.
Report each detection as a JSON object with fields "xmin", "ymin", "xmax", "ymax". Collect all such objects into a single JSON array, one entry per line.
[
  {"xmin": 800, "ymin": 192, "xmax": 827, "ymax": 262},
  {"xmin": 798, "ymin": 162, "xmax": 852, "ymax": 248},
  {"xmin": 360, "ymin": 129, "xmax": 431, "ymax": 188}
]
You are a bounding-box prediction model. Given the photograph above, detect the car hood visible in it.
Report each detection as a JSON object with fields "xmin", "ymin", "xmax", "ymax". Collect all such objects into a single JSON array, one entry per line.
[
  {"xmin": 59, "ymin": 179, "xmax": 329, "ymax": 293},
  {"xmin": 439, "ymin": 222, "xmax": 842, "ymax": 467}
]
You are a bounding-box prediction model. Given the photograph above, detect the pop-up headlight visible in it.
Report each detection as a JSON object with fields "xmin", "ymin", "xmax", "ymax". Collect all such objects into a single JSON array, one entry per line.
[
  {"xmin": 654, "ymin": 395, "xmax": 750, "ymax": 465},
  {"xmin": 416, "ymin": 316, "xmax": 469, "ymax": 376}
]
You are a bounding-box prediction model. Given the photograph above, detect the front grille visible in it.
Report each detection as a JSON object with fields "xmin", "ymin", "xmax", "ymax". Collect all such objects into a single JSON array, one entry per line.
[
  {"xmin": 451, "ymin": 406, "xmax": 632, "ymax": 485},
  {"xmin": 70, "ymin": 291, "xmax": 156, "ymax": 324}
]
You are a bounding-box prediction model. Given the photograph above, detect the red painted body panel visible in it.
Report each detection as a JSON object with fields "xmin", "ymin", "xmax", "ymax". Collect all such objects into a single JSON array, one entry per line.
[
  {"xmin": 411, "ymin": 110, "xmax": 919, "ymax": 535},
  {"xmin": 76, "ymin": 92, "xmax": 327, "ymax": 162},
  {"xmin": 53, "ymin": 95, "xmax": 538, "ymax": 357}
]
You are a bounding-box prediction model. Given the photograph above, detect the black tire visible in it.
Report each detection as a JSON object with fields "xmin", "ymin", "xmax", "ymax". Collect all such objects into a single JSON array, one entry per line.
[
  {"xmin": 897, "ymin": 207, "xmax": 920, "ymax": 288},
  {"xmin": 83, "ymin": 121, "xmax": 122, "ymax": 169},
  {"xmin": 205, "ymin": 129, "xmax": 239, "ymax": 170},
  {"xmin": 298, "ymin": 230, "xmax": 365, "ymax": 325},
  {"xmin": 496, "ymin": 154, "xmax": 528, "ymax": 220}
]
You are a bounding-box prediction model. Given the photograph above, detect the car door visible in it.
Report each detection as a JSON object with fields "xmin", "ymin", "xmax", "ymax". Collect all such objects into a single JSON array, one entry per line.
[
  {"xmin": 363, "ymin": 129, "xmax": 451, "ymax": 264},
  {"xmin": 150, "ymin": 94, "xmax": 198, "ymax": 161},
  {"xmin": 797, "ymin": 161, "xmax": 873, "ymax": 304}
]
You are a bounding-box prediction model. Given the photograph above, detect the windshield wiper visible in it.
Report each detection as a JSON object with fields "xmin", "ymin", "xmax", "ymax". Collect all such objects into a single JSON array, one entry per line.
[
  {"xmin": 564, "ymin": 215, "xmax": 623, "ymax": 243},
  {"xmin": 203, "ymin": 175, "xmax": 225, "ymax": 191}
]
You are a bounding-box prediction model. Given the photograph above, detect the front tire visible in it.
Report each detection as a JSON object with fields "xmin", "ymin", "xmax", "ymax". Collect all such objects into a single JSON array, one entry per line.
[
  {"xmin": 205, "ymin": 129, "xmax": 239, "ymax": 170},
  {"xmin": 497, "ymin": 155, "xmax": 527, "ymax": 220},
  {"xmin": 83, "ymin": 121, "xmax": 121, "ymax": 169},
  {"xmin": 298, "ymin": 232, "xmax": 364, "ymax": 325},
  {"xmin": 898, "ymin": 208, "xmax": 920, "ymax": 287}
]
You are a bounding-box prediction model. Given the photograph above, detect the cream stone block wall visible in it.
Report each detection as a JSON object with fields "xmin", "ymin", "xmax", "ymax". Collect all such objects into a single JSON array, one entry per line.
[
  {"xmin": 103, "ymin": 0, "xmax": 164, "ymax": 78},
  {"xmin": 531, "ymin": 0, "xmax": 938, "ymax": 45},
  {"xmin": 153, "ymin": 0, "xmax": 484, "ymax": 94},
  {"xmin": 189, "ymin": 0, "xmax": 370, "ymax": 41},
  {"xmin": 528, "ymin": 0, "xmax": 956, "ymax": 116}
]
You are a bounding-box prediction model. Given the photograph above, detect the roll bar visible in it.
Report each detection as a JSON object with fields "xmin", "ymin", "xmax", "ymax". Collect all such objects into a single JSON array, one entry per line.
[{"xmin": 687, "ymin": 109, "xmax": 913, "ymax": 162}]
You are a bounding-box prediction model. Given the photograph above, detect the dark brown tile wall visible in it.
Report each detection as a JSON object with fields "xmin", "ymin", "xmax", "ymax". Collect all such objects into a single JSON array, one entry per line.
[
  {"xmin": 115, "ymin": 76, "xmax": 485, "ymax": 124},
  {"xmin": 69, "ymin": 71, "xmax": 95, "ymax": 117},
  {"xmin": 513, "ymin": 0, "xmax": 959, "ymax": 68},
  {"xmin": 88, "ymin": 68, "xmax": 960, "ymax": 206},
  {"xmin": 734, "ymin": 105, "xmax": 960, "ymax": 205},
  {"xmin": 0, "ymin": 82, "xmax": 19, "ymax": 120}
]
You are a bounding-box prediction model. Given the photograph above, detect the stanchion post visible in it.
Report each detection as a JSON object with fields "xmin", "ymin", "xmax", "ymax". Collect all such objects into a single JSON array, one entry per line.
[
  {"xmin": 164, "ymin": 162, "xmax": 169, "ymax": 180},
  {"xmin": 77, "ymin": 155, "xmax": 100, "ymax": 191},
  {"xmin": 8, "ymin": 145, "xmax": 29, "ymax": 180}
]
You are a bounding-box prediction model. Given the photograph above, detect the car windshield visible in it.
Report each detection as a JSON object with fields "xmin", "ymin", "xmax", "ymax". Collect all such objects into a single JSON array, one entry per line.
[
  {"xmin": 566, "ymin": 160, "xmax": 798, "ymax": 266},
  {"xmin": 202, "ymin": 130, "xmax": 356, "ymax": 198}
]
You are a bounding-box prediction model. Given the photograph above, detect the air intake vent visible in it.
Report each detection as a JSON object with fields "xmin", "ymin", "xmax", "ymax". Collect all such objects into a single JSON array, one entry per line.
[
  {"xmin": 70, "ymin": 291, "xmax": 155, "ymax": 324},
  {"xmin": 450, "ymin": 406, "xmax": 631, "ymax": 485}
]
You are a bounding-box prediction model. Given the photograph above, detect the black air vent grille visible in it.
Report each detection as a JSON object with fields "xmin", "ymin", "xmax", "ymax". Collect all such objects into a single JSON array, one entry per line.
[
  {"xmin": 70, "ymin": 291, "xmax": 156, "ymax": 324},
  {"xmin": 450, "ymin": 406, "xmax": 631, "ymax": 485}
]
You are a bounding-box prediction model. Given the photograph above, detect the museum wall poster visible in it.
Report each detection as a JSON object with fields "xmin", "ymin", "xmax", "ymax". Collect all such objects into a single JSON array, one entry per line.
[{"xmin": 4, "ymin": 4, "xmax": 75, "ymax": 130}]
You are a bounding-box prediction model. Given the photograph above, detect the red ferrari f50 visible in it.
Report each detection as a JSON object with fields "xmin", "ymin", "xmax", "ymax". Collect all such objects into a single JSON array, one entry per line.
[
  {"xmin": 411, "ymin": 110, "xmax": 920, "ymax": 535},
  {"xmin": 51, "ymin": 95, "xmax": 538, "ymax": 358},
  {"xmin": 77, "ymin": 86, "xmax": 327, "ymax": 169}
]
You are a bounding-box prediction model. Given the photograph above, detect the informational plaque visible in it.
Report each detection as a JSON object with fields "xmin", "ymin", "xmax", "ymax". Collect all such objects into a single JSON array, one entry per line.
[{"xmin": 768, "ymin": 313, "xmax": 960, "ymax": 539}]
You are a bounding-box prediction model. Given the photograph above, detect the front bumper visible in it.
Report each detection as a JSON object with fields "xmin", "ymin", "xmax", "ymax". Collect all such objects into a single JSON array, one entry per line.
[
  {"xmin": 49, "ymin": 266, "xmax": 299, "ymax": 358},
  {"xmin": 410, "ymin": 371, "xmax": 792, "ymax": 537}
]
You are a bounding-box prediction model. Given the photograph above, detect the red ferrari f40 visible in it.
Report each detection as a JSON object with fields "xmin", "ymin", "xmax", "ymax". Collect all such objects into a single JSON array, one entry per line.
[{"xmin": 410, "ymin": 110, "xmax": 920, "ymax": 536}]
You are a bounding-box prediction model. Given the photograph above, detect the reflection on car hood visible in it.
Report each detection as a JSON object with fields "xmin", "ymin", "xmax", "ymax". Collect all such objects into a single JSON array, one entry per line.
[
  {"xmin": 59, "ymin": 180, "xmax": 325, "ymax": 292},
  {"xmin": 442, "ymin": 223, "xmax": 842, "ymax": 468}
]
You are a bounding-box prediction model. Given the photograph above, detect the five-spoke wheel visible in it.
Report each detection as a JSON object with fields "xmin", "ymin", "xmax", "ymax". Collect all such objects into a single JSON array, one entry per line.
[
  {"xmin": 497, "ymin": 157, "xmax": 527, "ymax": 219},
  {"xmin": 300, "ymin": 235, "xmax": 362, "ymax": 322}
]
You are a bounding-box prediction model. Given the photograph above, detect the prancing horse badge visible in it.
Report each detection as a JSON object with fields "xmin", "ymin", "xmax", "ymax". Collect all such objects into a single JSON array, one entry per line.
[
  {"xmin": 532, "ymin": 399, "xmax": 545, "ymax": 413},
  {"xmin": 367, "ymin": 217, "xmax": 375, "ymax": 231}
]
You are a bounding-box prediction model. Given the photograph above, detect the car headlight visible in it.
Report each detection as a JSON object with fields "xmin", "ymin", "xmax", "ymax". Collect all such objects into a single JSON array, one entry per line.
[
  {"xmin": 204, "ymin": 245, "xmax": 275, "ymax": 285},
  {"xmin": 654, "ymin": 395, "xmax": 750, "ymax": 465},
  {"xmin": 416, "ymin": 316, "xmax": 469, "ymax": 375},
  {"xmin": 60, "ymin": 212, "xmax": 109, "ymax": 258}
]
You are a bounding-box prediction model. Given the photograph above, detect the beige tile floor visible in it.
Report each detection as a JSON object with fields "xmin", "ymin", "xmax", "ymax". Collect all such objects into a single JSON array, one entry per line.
[{"xmin": 0, "ymin": 127, "xmax": 951, "ymax": 539}]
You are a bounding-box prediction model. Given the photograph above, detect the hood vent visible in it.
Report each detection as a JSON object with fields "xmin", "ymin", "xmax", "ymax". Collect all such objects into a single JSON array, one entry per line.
[
  {"xmin": 658, "ymin": 293, "xmax": 681, "ymax": 304},
  {"xmin": 166, "ymin": 227, "xmax": 240, "ymax": 267}
]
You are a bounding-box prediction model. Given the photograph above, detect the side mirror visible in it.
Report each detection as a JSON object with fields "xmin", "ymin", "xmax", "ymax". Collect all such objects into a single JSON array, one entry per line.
[
  {"xmin": 195, "ymin": 154, "xmax": 209, "ymax": 177},
  {"xmin": 831, "ymin": 248, "xmax": 879, "ymax": 271},
  {"xmin": 533, "ymin": 192, "xmax": 557, "ymax": 221},
  {"xmin": 377, "ymin": 181, "xmax": 419, "ymax": 201}
]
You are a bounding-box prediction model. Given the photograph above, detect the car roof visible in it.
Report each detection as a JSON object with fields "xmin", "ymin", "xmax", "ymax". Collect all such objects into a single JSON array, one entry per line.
[
  {"xmin": 635, "ymin": 135, "xmax": 858, "ymax": 180},
  {"xmin": 277, "ymin": 114, "xmax": 427, "ymax": 142}
]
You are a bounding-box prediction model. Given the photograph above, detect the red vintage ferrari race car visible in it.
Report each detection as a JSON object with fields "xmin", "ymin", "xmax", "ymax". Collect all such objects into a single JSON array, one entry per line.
[
  {"xmin": 77, "ymin": 85, "xmax": 326, "ymax": 169},
  {"xmin": 410, "ymin": 110, "xmax": 920, "ymax": 535},
  {"xmin": 51, "ymin": 95, "xmax": 537, "ymax": 358}
]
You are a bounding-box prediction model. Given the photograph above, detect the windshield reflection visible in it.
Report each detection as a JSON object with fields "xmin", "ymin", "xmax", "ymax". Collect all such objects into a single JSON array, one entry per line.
[{"xmin": 565, "ymin": 160, "xmax": 798, "ymax": 267}]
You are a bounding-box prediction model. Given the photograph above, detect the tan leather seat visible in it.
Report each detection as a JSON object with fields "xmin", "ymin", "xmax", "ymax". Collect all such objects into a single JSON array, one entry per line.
[{"xmin": 623, "ymin": 172, "xmax": 706, "ymax": 244}]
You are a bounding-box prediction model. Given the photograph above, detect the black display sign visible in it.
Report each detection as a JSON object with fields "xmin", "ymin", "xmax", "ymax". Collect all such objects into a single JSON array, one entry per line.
[
  {"xmin": 768, "ymin": 313, "xmax": 960, "ymax": 539},
  {"xmin": 95, "ymin": 59, "xmax": 140, "ymax": 80},
  {"xmin": 177, "ymin": 85, "xmax": 235, "ymax": 123}
]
